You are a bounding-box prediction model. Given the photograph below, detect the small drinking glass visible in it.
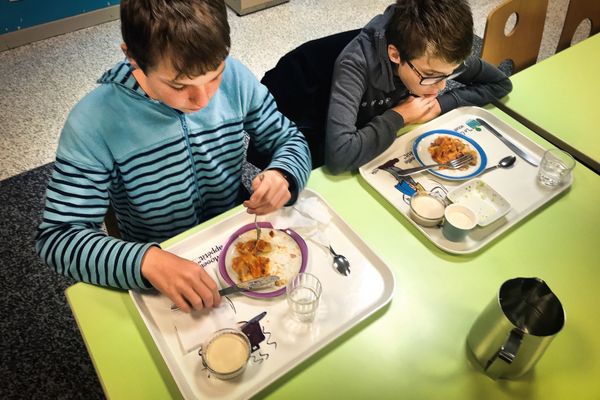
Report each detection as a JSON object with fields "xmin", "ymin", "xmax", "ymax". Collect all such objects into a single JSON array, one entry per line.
[
  {"xmin": 537, "ymin": 149, "xmax": 575, "ymax": 187},
  {"xmin": 287, "ymin": 273, "xmax": 322, "ymax": 322}
]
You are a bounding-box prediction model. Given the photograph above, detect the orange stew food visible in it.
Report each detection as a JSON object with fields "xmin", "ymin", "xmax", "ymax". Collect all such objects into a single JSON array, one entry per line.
[
  {"xmin": 427, "ymin": 136, "xmax": 478, "ymax": 169},
  {"xmin": 232, "ymin": 239, "xmax": 272, "ymax": 282}
]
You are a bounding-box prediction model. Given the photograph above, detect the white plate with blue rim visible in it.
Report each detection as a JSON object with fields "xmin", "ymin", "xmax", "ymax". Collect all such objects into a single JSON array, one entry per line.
[{"xmin": 412, "ymin": 129, "xmax": 487, "ymax": 180}]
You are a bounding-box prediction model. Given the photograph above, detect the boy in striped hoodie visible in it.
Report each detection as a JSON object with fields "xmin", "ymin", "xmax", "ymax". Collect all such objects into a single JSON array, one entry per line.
[{"xmin": 36, "ymin": 0, "xmax": 311, "ymax": 313}]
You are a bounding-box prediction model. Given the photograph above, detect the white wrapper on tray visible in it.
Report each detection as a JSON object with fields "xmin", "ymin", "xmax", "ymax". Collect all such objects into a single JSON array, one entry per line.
[
  {"xmin": 171, "ymin": 267, "xmax": 237, "ymax": 353},
  {"xmin": 271, "ymin": 193, "xmax": 333, "ymax": 248}
]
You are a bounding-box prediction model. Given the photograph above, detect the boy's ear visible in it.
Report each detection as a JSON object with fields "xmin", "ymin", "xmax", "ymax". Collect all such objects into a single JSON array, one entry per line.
[
  {"xmin": 388, "ymin": 44, "xmax": 401, "ymax": 64},
  {"xmin": 120, "ymin": 43, "xmax": 140, "ymax": 70}
]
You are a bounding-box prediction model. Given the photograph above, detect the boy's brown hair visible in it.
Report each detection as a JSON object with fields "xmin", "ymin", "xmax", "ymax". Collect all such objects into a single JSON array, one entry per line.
[
  {"xmin": 121, "ymin": 0, "xmax": 230, "ymax": 78},
  {"xmin": 386, "ymin": 0, "xmax": 473, "ymax": 64}
]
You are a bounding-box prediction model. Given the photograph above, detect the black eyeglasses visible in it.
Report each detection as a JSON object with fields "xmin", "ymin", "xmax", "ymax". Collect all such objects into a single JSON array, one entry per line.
[{"xmin": 405, "ymin": 59, "xmax": 465, "ymax": 86}]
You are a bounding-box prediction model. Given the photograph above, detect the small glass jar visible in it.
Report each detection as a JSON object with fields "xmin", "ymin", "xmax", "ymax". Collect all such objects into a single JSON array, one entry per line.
[
  {"xmin": 409, "ymin": 191, "xmax": 446, "ymax": 227},
  {"xmin": 198, "ymin": 328, "xmax": 251, "ymax": 380}
]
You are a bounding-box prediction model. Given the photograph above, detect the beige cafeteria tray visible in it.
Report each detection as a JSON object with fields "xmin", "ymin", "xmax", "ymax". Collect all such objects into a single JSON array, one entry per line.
[
  {"xmin": 129, "ymin": 189, "xmax": 395, "ymax": 399},
  {"xmin": 359, "ymin": 106, "xmax": 572, "ymax": 254}
]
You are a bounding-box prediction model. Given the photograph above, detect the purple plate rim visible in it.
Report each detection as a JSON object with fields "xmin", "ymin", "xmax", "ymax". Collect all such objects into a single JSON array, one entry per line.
[{"xmin": 218, "ymin": 222, "xmax": 308, "ymax": 298}]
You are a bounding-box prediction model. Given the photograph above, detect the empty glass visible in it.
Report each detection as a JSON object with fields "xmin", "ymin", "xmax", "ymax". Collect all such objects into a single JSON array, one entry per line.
[
  {"xmin": 287, "ymin": 273, "xmax": 322, "ymax": 322},
  {"xmin": 537, "ymin": 149, "xmax": 575, "ymax": 187}
]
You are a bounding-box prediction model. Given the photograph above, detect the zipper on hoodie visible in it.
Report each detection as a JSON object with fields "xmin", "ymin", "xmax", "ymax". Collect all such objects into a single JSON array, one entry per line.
[
  {"xmin": 104, "ymin": 64, "xmax": 204, "ymax": 217},
  {"xmin": 178, "ymin": 114, "xmax": 203, "ymax": 213},
  {"xmin": 122, "ymin": 91, "xmax": 204, "ymax": 216}
]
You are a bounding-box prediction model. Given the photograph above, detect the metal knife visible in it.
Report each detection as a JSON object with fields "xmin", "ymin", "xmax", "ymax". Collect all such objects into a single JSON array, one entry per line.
[
  {"xmin": 170, "ymin": 275, "xmax": 279, "ymax": 311},
  {"xmin": 476, "ymin": 118, "xmax": 539, "ymax": 167},
  {"xmin": 219, "ymin": 275, "xmax": 279, "ymax": 296}
]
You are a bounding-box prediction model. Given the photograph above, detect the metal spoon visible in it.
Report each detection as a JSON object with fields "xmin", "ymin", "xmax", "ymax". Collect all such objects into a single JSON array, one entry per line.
[
  {"xmin": 329, "ymin": 245, "xmax": 351, "ymax": 276},
  {"xmin": 481, "ymin": 155, "xmax": 516, "ymax": 174}
]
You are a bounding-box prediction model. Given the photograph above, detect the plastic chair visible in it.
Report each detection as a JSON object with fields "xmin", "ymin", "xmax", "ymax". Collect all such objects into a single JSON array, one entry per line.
[
  {"xmin": 246, "ymin": 29, "xmax": 361, "ymax": 170},
  {"xmin": 480, "ymin": 0, "xmax": 549, "ymax": 74},
  {"xmin": 556, "ymin": 0, "xmax": 600, "ymax": 52}
]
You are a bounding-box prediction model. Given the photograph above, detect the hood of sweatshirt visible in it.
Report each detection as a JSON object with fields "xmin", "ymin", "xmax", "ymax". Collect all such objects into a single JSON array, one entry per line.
[{"xmin": 361, "ymin": 4, "xmax": 399, "ymax": 93}]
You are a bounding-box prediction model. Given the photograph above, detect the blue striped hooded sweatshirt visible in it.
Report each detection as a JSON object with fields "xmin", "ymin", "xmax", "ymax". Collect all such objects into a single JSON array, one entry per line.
[{"xmin": 35, "ymin": 58, "xmax": 311, "ymax": 290}]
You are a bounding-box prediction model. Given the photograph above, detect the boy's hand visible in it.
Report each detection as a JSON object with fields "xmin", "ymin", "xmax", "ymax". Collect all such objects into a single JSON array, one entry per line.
[
  {"xmin": 392, "ymin": 95, "xmax": 441, "ymax": 125},
  {"xmin": 418, "ymin": 96, "xmax": 442, "ymax": 122},
  {"xmin": 243, "ymin": 170, "xmax": 290, "ymax": 215},
  {"xmin": 141, "ymin": 246, "xmax": 221, "ymax": 313}
]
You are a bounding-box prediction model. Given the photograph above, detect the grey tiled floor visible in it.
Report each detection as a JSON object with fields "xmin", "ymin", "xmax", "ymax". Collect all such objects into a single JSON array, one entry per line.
[{"xmin": 0, "ymin": 0, "xmax": 583, "ymax": 180}]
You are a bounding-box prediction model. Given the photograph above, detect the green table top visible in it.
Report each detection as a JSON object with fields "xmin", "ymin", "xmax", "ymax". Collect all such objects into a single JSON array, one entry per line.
[
  {"xmin": 497, "ymin": 33, "xmax": 600, "ymax": 173},
  {"xmin": 66, "ymin": 108, "xmax": 600, "ymax": 399}
]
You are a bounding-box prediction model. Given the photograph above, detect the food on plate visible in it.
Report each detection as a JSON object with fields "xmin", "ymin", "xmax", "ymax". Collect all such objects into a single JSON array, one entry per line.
[
  {"xmin": 225, "ymin": 227, "xmax": 304, "ymax": 294},
  {"xmin": 428, "ymin": 136, "xmax": 478, "ymax": 169},
  {"xmin": 236, "ymin": 238, "xmax": 272, "ymax": 254},
  {"xmin": 232, "ymin": 238, "xmax": 272, "ymax": 282}
]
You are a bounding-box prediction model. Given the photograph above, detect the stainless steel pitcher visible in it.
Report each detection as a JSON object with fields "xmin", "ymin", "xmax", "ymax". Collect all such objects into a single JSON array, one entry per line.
[{"xmin": 466, "ymin": 277, "xmax": 565, "ymax": 379}]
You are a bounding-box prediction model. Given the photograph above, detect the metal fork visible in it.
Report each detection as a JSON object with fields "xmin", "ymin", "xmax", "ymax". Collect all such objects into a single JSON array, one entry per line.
[
  {"xmin": 251, "ymin": 214, "xmax": 262, "ymax": 253},
  {"xmin": 250, "ymin": 173, "xmax": 264, "ymax": 253},
  {"xmin": 384, "ymin": 154, "xmax": 474, "ymax": 177}
]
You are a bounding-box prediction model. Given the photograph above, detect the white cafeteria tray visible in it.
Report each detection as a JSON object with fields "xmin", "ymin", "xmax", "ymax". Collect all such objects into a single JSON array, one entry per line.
[
  {"xmin": 130, "ymin": 189, "xmax": 395, "ymax": 399},
  {"xmin": 359, "ymin": 106, "xmax": 572, "ymax": 254}
]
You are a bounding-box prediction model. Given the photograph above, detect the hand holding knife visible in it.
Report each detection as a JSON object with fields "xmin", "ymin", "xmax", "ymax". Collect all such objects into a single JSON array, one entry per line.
[{"xmin": 170, "ymin": 275, "xmax": 279, "ymax": 311}]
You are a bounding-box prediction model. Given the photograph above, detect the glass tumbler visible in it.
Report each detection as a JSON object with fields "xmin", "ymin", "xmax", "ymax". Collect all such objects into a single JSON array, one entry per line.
[
  {"xmin": 537, "ymin": 149, "xmax": 575, "ymax": 187},
  {"xmin": 287, "ymin": 273, "xmax": 322, "ymax": 322}
]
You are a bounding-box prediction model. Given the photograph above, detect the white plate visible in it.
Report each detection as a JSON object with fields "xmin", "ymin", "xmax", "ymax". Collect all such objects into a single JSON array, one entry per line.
[
  {"xmin": 218, "ymin": 222, "xmax": 307, "ymax": 298},
  {"xmin": 446, "ymin": 179, "xmax": 511, "ymax": 226},
  {"xmin": 412, "ymin": 129, "xmax": 487, "ymax": 180}
]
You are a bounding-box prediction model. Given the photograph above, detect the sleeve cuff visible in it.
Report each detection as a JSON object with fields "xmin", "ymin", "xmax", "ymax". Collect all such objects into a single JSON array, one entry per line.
[
  {"xmin": 136, "ymin": 242, "xmax": 162, "ymax": 289},
  {"xmin": 268, "ymin": 168, "xmax": 299, "ymax": 206},
  {"xmin": 382, "ymin": 108, "xmax": 406, "ymax": 131},
  {"xmin": 436, "ymin": 93, "xmax": 459, "ymax": 114}
]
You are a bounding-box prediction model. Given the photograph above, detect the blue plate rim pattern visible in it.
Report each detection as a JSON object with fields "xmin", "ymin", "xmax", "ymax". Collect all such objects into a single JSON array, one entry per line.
[{"xmin": 412, "ymin": 129, "xmax": 487, "ymax": 180}]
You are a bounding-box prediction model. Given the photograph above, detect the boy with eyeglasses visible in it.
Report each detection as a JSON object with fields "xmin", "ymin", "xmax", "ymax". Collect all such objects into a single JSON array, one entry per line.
[
  {"xmin": 325, "ymin": 0, "xmax": 512, "ymax": 174},
  {"xmin": 35, "ymin": 0, "xmax": 311, "ymax": 313}
]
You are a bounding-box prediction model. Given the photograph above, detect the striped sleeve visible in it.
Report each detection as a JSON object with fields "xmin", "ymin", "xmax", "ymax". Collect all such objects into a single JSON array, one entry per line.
[
  {"xmin": 243, "ymin": 83, "xmax": 311, "ymax": 203},
  {"xmin": 35, "ymin": 157, "xmax": 155, "ymax": 289}
]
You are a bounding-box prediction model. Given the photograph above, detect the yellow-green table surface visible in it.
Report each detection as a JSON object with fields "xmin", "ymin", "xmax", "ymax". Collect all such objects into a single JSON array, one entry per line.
[
  {"xmin": 66, "ymin": 108, "xmax": 600, "ymax": 400},
  {"xmin": 497, "ymin": 33, "xmax": 600, "ymax": 172}
]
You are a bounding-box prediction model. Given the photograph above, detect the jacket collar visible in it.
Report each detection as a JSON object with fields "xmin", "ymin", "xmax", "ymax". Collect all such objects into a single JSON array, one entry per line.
[
  {"xmin": 363, "ymin": 5, "xmax": 401, "ymax": 93},
  {"xmin": 97, "ymin": 60, "xmax": 148, "ymax": 98}
]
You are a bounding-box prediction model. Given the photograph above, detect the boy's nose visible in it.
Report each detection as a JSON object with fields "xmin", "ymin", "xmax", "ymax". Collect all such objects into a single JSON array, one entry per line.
[{"xmin": 189, "ymin": 86, "xmax": 209, "ymax": 108}]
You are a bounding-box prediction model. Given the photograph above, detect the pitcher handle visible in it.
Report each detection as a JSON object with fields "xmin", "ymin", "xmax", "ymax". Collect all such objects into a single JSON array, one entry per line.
[{"xmin": 484, "ymin": 328, "xmax": 524, "ymax": 379}]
